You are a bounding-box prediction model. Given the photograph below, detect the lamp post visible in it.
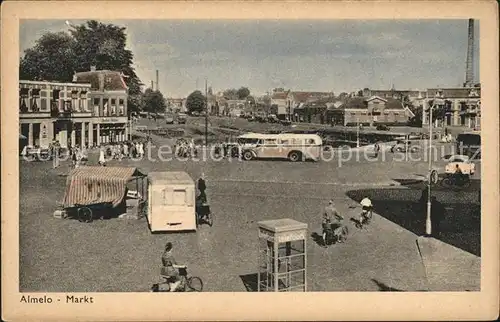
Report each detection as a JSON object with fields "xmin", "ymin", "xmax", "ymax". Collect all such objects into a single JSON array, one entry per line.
[
  {"xmin": 356, "ymin": 117, "xmax": 360, "ymax": 148},
  {"xmin": 426, "ymin": 92, "xmax": 442, "ymax": 236},
  {"xmin": 426, "ymin": 99, "xmax": 433, "ymax": 236},
  {"xmin": 205, "ymin": 78, "xmax": 208, "ymax": 147}
]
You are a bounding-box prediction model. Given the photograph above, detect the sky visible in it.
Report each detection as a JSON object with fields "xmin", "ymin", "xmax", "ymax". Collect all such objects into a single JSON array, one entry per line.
[{"xmin": 20, "ymin": 19, "xmax": 480, "ymax": 98}]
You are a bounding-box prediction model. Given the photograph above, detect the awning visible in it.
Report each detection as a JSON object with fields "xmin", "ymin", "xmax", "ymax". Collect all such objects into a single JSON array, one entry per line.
[{"xmin": 62, "ymin": 166, "xmax": 146, "ymax": 208}]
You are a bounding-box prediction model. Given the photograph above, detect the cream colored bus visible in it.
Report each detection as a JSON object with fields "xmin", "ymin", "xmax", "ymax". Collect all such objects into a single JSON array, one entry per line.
[{"xmin": 236, "ymin": 133, "xmax": 323, "ymax": 162}]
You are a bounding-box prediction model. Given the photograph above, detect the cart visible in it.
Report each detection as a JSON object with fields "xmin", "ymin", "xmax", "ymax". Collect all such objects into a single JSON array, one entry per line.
[{"xmin": 56, "ymin": 166, "xmax": 147, "ymax": 223}]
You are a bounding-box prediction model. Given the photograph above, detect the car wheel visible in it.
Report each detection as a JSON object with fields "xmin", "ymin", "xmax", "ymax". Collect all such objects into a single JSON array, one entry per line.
[
  {"xmin": 288, "ymin": 151, "xmax": 302, "ymax": 162},
  {"xmin": 242, "ymin": 151, "xmax": 254, "ymax": 161}
]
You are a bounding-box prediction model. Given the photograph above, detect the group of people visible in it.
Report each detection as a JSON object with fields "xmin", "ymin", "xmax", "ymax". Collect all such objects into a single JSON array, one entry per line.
[
  {"xmin": 321, "ymin": 197, "xmax": 373, "ymax": 246},
  {"xmin": 69, "ymin": 145, "xmax": 89, "ymax": 168},
  {"xmin": 98, "ymin": 140, "xmax": 147, "ymax": 166}
]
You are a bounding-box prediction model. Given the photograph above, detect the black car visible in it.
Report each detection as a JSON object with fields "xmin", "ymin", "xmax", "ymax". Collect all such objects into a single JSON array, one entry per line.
[{"xmin": 376, "ymin": 124, "xmax": 390, "ymax": 131}]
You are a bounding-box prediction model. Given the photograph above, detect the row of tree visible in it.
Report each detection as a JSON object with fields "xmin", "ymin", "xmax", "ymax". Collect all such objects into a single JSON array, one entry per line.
[{"xmin": 20, "ymin": 20, "xmax": 166, "ymax": 115}]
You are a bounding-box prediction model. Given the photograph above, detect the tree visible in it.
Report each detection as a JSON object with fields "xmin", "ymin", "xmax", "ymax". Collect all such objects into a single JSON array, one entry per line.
[
  {"xmin": 223, "ymin": 88, "xmax": 238, "ymax": 100},
  {"xmin": 357, "ymin": 90, "xmax": 363, "ymax": 97},
  {"xmin": 337, "ymin": 92, "xmax": 349, "ymax": 100},
  {"xmin": 69, "ymin": 20, "xmax": 143, "ymax": 110},
  {"xmin": 237, "ymin": 87, "xmax": 250, "ymax": 100},
  {"xmin": 186, "ymin": 90, "xmax": 206, "ymax": 114},
  {"xmin": 20, "ymin": 32, "xmax": 77, "ymax": 82},
  {"xmin": 142, "ymin": 88, "xmax": 166, "ymax": 114}
]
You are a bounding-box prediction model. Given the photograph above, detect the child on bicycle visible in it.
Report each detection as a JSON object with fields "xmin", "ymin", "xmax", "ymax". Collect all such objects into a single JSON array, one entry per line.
[{"xmin": 359, "ymin": 196, "xmax": 373, "ymax": 227}]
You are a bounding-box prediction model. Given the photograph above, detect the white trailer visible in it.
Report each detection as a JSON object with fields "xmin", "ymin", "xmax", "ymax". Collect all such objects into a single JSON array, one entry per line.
[{"xmin": 147, "ymin": 171, "xmax": 196, "ymax": 232}]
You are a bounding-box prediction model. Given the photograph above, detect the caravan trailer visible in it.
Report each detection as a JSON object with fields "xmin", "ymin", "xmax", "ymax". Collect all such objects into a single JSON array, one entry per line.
[{"xmin": 147, "ymin": 171, "xmax": 197, "ymax": 232}]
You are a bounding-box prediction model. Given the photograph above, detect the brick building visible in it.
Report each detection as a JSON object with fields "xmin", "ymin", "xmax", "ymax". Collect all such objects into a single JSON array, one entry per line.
[
  {"xmin": 73, "ymin": 68, "xmax": 129, "ymax": 146},
  {"xmin": 419, "ymin": 86, "xmax": 481, "ymax": 129},
  {"xmin": 19, "ymin": 80, "xmax": 92, "ymax": 149},
  {"xmin": 20, "ymin": 68, "xmax": 130, "ymax": 149}
]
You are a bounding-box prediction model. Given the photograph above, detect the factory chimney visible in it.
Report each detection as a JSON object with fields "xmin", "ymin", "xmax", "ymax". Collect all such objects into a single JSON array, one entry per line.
[
  {"xmin": 156, "ymin": 70, "xmax": 159, "ymax": 91},
  {"xmin": 464, "ymin": 19, "xmax": 475, "ymax": 87}
]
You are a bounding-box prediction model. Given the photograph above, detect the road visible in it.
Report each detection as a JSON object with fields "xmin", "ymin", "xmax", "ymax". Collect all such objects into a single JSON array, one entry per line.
[{"xmin": 19, "ymin": 134, "xmax": 480, "ymax": 292}]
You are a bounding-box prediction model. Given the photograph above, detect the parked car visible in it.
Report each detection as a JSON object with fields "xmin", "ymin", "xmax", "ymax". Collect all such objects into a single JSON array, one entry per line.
[
  {"xmin": 376, "ymin": 124, "xmax": 390, "ymax": 131},
  {"xmin": 165, "ymin": 115, "xmax": 175, "ymax": 124},
  {"xmin": 390, "ymin": 140, "xmax": 419, "ymax": 153},
  {"xmin": 268, "ymin": 114, "xmax": 279, "ymax": 123},
  {"xmin": 280, "ymin": 119, "xmax": 292, "ymax": 126},
  {"xmin": 177, "ymin": 113, "xmax": 187, "ymax": 124},
  {"xmin": 191, "ymin": 111, "xmax": 200, "ymax": 117},
  {"xmin": 444, "ymin": 154, "xmax": 475, "ymax": 175}
]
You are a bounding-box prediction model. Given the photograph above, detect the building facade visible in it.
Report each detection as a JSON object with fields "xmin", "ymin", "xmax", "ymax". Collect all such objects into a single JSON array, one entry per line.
[
  {"xmin": 20, "ymin": 69, "xmax": 130, "ymax": 149},
  {"xmin": 19, "ymin": 80, "xmax": 92, "ymax": 149},
  {"xmin": 341, "ymin": 96, "xmax": 413, "ymax": 126},
  {"xmin": 286, "ymin": 91, "xmax": 335, "ymax": 122},
  {"xmin": 270, "ymin": 90, "xmax": 289, "ymax": 118},
  {"xmin": 420, "ymin": 87, "xmax": 481, "ymax": 129},
  {"xmin": 73, "ymin": 69, "xmax": 129, "ymax": 146}
]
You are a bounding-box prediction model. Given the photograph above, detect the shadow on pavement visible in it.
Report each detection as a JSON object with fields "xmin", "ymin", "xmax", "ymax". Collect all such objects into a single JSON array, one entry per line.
[
  {"xmin": 346, "ymin": 188, "xmax": 481, "ymax": 257},
  {"xmin": 371, "ymin": 279, "xmax": 403, "ymax": 291},
  {"xmin": 310, "ymin": 232, "xmax": 325, "ymax": 247},
  {"xmin": 240, "ymin": 273, "xmax": 258, "ymax": 292}
]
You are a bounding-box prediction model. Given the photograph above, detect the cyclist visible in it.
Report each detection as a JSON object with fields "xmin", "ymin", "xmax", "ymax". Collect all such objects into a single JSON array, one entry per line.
[
  {"xmin": 322, "ymin": 200, "xmax": 343, "ymax": 244},
  {"xmin": 161, "ymin": 242, "xmax": 186, "ymax": 292},
  {"xmin": 453, "ymin": 164, "xmax": 468, "ymax": 185},
  {"xmin": 359, "ymin": 196, "xmax": 373, "ymax": 226}
]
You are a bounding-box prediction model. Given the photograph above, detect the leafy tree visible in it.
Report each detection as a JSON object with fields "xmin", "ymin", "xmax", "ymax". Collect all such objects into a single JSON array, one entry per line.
[
  {"xmin": 20, "ymin": 32, "xmax": 77, "ymax": 82},
  {"xmin": 186, "ymin": 90, "xmax": 206, "ymax": 114},
  {"xmin": 223, "ymin": 88, "xmax": 238, "ymax": 100},
  {"xmin": 142, "ymin": 88, "xmax": 166, "ymax": 114},
  {"xmin": 357, "ymin": 90, "xmax": 363, "ymax": 97},
  {"xmin": 237, "ymin": 87, "xmax": 250, "ymax": 100}
]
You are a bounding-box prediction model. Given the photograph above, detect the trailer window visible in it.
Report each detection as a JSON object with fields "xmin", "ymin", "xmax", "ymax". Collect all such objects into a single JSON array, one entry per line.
[{"xmin": 172, "ymin": 189, "xmax": 186, "ymax": 205}]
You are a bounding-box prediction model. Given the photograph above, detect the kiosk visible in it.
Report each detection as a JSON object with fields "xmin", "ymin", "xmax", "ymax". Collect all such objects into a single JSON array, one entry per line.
[
  {"xmin": 257, "ymin": 218, "xmax": 308, "ymax": 292},
  {"xmin": 147, "ymin": 171, "xmax": 196, "ymax": 232}
]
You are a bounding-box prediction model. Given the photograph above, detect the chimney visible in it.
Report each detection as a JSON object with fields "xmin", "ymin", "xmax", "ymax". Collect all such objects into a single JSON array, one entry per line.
[
  {"xmin": 98, "ymin": 73, "xmax": 105, "ymax": 91},
  {"xmin": 465, "ymin": 18, "xmax": 475, "ymax": 87},
  {"xmin": 156, "ymin": 70, "xmax": 159, "ymax": 91},
  {"xmin": 90, "ymin": 65, "xmax": 97, "ymax": 72}
]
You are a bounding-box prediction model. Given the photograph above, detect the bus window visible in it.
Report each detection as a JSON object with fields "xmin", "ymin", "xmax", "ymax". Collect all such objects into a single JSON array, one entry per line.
[
  {"xmin": 264, "ymin": 139, "xmax": 277, "ymax": 146},
  {"xmin": 307, "ymin": 139, "xmax": 315, "ymax": 145}
]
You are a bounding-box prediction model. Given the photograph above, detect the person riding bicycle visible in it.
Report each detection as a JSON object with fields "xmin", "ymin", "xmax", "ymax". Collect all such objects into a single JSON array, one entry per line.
[
  {"xmin": 161, "ymin": 242, "xmax": 186, "ymax": 292},
  {"xmin": 359, "ymin": 196, "xmax": 373, "ymax": 225},
  {"xmin": 453, "ymin": 164, "xmax": 468, "ymax": 185},
  {"xmin": 322, "ymin": 200, "xmax": 343, "ymax": 243}
]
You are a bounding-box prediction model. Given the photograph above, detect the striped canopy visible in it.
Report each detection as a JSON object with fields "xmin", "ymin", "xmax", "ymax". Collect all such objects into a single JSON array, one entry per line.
[{"xmin": 62, "ymin": 166, "xmax": 145, "ymax": 208}]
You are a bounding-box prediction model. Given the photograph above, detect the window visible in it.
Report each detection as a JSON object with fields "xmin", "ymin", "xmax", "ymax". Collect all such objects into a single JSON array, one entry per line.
[
  {"xmin": 119, "ymin": 99, "xmax": 124, "ymax": 105},
  {"xmin": 93, "ymin": 98, "xmax": 100, "ymax": 106},
  {"xmin": 103, "ymin": 99, "xmax": 109, "ymax": 116},
  {"xmin": 31, "ymin": 89, "xmax": 40, "ymax": 112},
  {"xmin": 111, "ymin": 98, "xmax": 116, "ymax": 105},
  {"xmin": 264, "ymin": 139, "xmax": 277, "ymax": 146},
  {"xmin": 172, "ymin": 189, "xmax": 186, "ymax": 206},
  {"xmin": 279, "ymin": 139, "xmax": 290, "ymax": 145}
]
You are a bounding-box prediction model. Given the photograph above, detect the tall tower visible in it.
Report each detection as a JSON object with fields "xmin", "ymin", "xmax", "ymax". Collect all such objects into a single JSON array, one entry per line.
[
  {"xmin": 464, "ymin": 18, "xmax": 475, "ymax": 87},
  {"xmin": 156, "ymin": 70, "xmax": 159, "ymax": 91}
]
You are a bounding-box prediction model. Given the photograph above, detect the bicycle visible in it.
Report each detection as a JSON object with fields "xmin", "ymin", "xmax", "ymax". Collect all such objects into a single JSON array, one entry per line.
[
  {"xmin": 354, "ymin": 208, "xmax": 373, "ymax": 229},
  {"xmin": 151, "ymin": 267, "xmax": 203, "ymax": 292}
]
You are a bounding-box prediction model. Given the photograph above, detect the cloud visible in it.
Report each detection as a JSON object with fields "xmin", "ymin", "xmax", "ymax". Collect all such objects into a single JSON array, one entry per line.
[{"xmin": 19, "ymin": 19, "xmax": 480, "ymax": 97}]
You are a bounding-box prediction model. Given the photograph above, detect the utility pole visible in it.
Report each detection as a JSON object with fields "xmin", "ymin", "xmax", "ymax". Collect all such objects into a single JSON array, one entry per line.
[
  {"xmin": 356, "ymin": 117, "xmax": 360, "ymax": 148},
  {"xmin": 205, "ymin": 78, "xmax": 208, "ymax": 147}
]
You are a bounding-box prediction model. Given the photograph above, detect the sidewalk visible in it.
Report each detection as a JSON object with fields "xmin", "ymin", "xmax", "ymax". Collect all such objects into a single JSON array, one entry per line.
[{"xmin": 416, "ymin": 236, "xmax": 480, "ymax": 291}]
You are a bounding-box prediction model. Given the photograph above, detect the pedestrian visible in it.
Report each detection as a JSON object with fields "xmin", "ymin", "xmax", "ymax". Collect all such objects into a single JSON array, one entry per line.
[
  {"xmin": 98, "ymin": 146, "xmax": 106, "ymax": 166},
  {"xmin": 139, "ymin": 141, "xmax": 144, "ymax": 158},
  {"xmin": 123, "ymin": 142, "xmax": 129, "ymax": 158},
  {"xmin": 430, "ymin": 196, "xmax": 446, "ymax": 237},
  {"xmin": 197, "ymin": 173, "xmax": 207, "ymax": 204},
  {"xmin": 373, "ymin": 142, "xmax": 380, "ymax": 158}
]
